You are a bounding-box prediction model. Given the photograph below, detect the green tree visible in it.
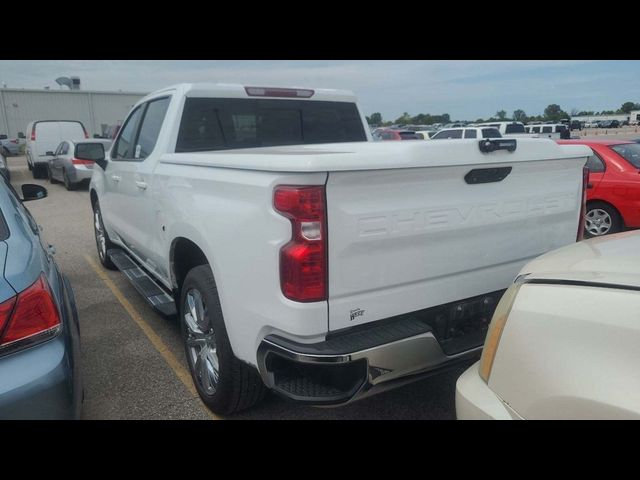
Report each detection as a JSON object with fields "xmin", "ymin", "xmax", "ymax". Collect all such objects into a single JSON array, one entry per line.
[
  {"xmin": 394, "ymin": 112, "xmax": 412, "ymax": 125},
  {"xmin": 369, "ymin": 112, "xmax": 383, "ymax": 125},
  {"xmin": 496, "ymin": 110, "xmax": 507, "ymax": 120},
  {"xmin": 513, "ymin": 109, "xmax": 527, "ymax": 122},
  {"xmin": 621, "ymin": 102, "xmax": 636, "ymax": 114},
  {"xmin": 544, "ymin": 104, "xmax": 569, "ymax": 122},
  {"xmin": 413, "ymin": 113, "xmax": 432, "ymax": 125}
]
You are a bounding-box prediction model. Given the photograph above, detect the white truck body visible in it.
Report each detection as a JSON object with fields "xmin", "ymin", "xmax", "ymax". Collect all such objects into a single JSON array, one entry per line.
[{"xmin": 90, "ymin": 83, "xmax": 590, "ymax": 411}]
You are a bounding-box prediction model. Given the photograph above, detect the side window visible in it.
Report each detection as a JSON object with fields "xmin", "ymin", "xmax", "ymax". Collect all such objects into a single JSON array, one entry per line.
[
  {"xmin": 446, "ymin": 129, "xmax": 463, "ymax": 139},
  {"xmin": 482, "ymin": 128, "xmax": 501, "ymax": 138},
  {"xmin": 532, "ymin": 126, "xmax": 540, "ymax": 133},
  {"xmin": 61, "ymin": 142, "xmax": 69, "ymax": 155},
  {"xmin": 586, "ymin": 150, "xmax": 606, "ymax": 173},
  {"xmin": 112, "ymin": 105, "xmax": 144, "ymax": 161},
  {"xmin": 542, "ymin": 126, "xmax": 552, "ymax": 133},
  {"xmin": 54, "ymin": 142, "xmax": 64, "ymax": 155},
  {"xmin": 135, "ymin": 97, "xmax": 170, "ymax": 160},
  {"xmin": 464, "ymin": 129, "xmax": 477, "ymax": 139}
]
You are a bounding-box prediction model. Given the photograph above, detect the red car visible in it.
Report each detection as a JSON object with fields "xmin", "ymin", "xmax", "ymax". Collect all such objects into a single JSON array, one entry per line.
[
  {"xmin": 376, "ymin": 129, "xmax": 420, "ymax": 141},
  {"xmin": 558, "ymin": 139, "xmax": 640, "ymax": 236}
]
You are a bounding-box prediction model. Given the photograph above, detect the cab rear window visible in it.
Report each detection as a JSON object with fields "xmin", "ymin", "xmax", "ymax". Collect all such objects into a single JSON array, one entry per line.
[
  {"xmin": 611, "ymin": 143, "xmax": 640, "ymax": 169},
  {"xmin": 176, "ymin": 98, "xmax": 367, "ymax": 152},
  {"xmin": 505, "ymin": 124, "xmax": 525, "ymax": 134}
]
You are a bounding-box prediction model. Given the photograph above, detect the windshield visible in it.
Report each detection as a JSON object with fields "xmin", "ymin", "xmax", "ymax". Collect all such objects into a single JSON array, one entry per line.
[
  {"xmin": 176, "ymin": 98, "xmax": 367, "ymax": 152},
  {"xmin": 75, "ymin": 142, "xmax": 106, "ymax": 160},
  {"xmin": 611, "ymin": 143, "xmax": 640, "ymax": 169}
]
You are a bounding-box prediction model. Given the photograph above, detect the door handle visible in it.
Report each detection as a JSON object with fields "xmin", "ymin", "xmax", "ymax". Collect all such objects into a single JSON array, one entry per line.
[
  {"xmin": 111, "ymin": 175, "xmax": 121, "ymax": 182},
  {"xmin": 135, "ymin": 181, "xmax": 148, "ymax": 190}
]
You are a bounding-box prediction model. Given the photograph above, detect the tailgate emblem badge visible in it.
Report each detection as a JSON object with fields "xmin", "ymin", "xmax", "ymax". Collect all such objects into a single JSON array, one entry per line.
[{"xmin": 350, "ymin": 308, "xmax": 365, "ymax": 321}]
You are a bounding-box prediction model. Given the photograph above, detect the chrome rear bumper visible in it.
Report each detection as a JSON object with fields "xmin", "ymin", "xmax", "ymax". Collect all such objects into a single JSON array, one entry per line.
[{"xmin": 257, "ymin": 324, "xmax": 481, "ymax": 406}]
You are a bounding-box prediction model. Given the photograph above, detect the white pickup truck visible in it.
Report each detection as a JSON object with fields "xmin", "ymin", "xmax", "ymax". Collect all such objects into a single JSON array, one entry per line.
[{"xmin": 89, "ymin": 83, "xmax": 591, "ymax": 414}]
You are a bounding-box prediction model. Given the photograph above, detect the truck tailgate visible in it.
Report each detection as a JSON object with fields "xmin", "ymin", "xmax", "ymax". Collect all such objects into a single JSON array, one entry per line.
[{"xmin": 326, "ymin": 140, "xmax": 588, "ymax": 331}]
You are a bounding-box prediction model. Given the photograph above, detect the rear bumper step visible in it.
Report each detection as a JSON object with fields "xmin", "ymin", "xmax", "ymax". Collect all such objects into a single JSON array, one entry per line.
[
  {"xmin": 107, "ymin": 249, "xmax": 177, "ymax": 317},
  {"xmin": 257, "ymin": 315, "xmax": 481, "ymax": 406}
]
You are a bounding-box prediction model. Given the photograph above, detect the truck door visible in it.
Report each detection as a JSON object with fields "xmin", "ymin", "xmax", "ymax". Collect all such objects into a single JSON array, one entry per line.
[
  {"xmin": 116, "ymin": 96, "xmax": 171, "ymax": 282},
  {"xmin": 103, "ymin": 104, "xmax": 145, "ymax": 246}
]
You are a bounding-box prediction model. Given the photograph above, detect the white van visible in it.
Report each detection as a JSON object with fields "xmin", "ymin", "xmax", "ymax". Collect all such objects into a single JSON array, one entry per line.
[
  {"xmin": 26, "ymin": 120, "xmax": 88, "ymax": 178},
  {"xmin": 524, "ymin": 123, "xmax": 569, "ymax": 139},
  {"xmin": 475, "ymin": 121, "xmax": 527, "ymax": 135}
]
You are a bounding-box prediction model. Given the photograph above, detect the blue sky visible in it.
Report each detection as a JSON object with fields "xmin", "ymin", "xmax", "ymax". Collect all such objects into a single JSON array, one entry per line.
[{"xmin": 1, "ymin": 60, "xmax": 638, "ymax": 121}]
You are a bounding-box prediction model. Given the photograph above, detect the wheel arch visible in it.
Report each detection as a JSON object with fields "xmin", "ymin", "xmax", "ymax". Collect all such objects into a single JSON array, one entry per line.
[{"xmin": 170, "ymin": 237, "xmax": 211, "ymax": 295}]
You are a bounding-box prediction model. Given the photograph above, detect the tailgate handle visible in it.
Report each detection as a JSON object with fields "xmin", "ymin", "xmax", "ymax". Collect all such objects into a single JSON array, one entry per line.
[
  {"xmin": 478, "ymin": 138, "xmax": 517, "ymax": 153},
  {"xmin": 465, "ymin": 167, "xmax": 512, "ymax": 184}
]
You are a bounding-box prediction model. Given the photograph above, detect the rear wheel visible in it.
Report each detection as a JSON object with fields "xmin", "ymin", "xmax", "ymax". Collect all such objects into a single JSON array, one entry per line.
[
  {"xmin": 32, "ymin": 163, "xmax": 46, "ymax": 179},
  {"xmin": 48, "ymin": 166, "xmax": 60, "ymax": 184},
  {"xmin": 63, "ymin": 170, "xmax": 75, "ymax": 191},
  {"xmin": 92, "ymin": 201, "xmax": 117, "ymax": 270},
  {"xmin": 180, "ymin": 265, "xmax": 267, "ymax": 415},
  {"xmin": 585, "ymin": 202, "xmax": 622, "ymax": 237}
]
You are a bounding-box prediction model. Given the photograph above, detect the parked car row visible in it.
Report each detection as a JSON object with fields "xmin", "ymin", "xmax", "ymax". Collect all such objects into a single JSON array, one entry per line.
[{"xmin": 4, "ymin": 82, "xmax": 640, "ymax": 420}]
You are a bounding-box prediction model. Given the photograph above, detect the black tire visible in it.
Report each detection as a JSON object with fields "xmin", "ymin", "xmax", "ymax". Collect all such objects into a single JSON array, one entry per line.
[
  {"xmin": 92, "ymin": 201, "xmax": 117, "ymax": 270},
  {"xmin": 63, "ymin": 170, "xmax": 75, "ymax": 191},
  {"xmin": 585, "ymin": 201, "xmax": 622, "ymax": 237},
  {"xmin": 48, "ymin": 166, "xmax": 60, "ymax": 184},
  {"xmin": 32, "ymin": 163, "xmax": 46, "ymax": 179},
  {"xmin": 180, "ymin": 265, "xmax": 267, "ymax": 415},
  {"xmin": 2, "ymin": 148, "xmax": 10, "ymax": 157},
  {"xmin": 27, "ymin": 159, "xmax": 33, "ymax": 171}
]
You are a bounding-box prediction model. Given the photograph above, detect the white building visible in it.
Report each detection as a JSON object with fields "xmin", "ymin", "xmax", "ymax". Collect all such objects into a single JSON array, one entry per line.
[
  {"xmin": 0, "ymin": 88, "xmax": 146, "ymax": 138},
  {"xmin": 572, "ymin": 111, "xmax": 640, "ymax": 124}
]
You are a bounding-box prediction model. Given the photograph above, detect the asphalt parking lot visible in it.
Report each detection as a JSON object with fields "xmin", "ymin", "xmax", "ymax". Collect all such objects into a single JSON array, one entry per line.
[{"xmin": 7, "ymin": 155, "xmax": 468, "ymax": 420}]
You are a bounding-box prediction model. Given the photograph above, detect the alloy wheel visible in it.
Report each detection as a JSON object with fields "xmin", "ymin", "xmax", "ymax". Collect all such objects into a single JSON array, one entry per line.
[
  {"xmin": 586, "ymin": 208, "xmax": 612, "ymax": 236},
  {"xmin": 184, "ymin": 288, "xmax": 220, "ymax": 395},
  {"xmin": 94, "ymin": 210, "xmax": 107, "ymax": 260}
]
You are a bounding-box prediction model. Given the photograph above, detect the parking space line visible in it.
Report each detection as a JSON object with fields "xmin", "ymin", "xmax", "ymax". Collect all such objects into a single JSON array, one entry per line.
[{"xmin": 83, "ymin": 254, "xmax": 220, "ymax": 420}]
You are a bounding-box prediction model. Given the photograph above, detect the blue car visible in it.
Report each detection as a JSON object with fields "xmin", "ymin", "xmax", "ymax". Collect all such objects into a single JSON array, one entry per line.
[{"xmin": 0, "ymin": 178, "xmax": 81, "ymax": 419}]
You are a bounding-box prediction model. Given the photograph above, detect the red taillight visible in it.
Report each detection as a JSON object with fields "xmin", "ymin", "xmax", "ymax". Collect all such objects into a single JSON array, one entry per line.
[
  {"xmin": 30, "ymin": 128, "xmax": 36, "ymax": 141},
  {"xmin": 577, "ymin": 166, "xmax": 589, "ymax": 241},
  {"xmin": 71, "ymin": 158, "xmax": 93, "ymax": 165},
  {"xmin": 245, "ymin": 86, "xmax": 314, "ymax": 98},
  {"xmin": 10, "ymin": 139, "xmax": 18, "ymax": 144},
  {"xmin": 0, "ymin": 274, "xmax": 61, "ymax": 351},
  {"xmin": 274, "ymin": 185, "xmax": 327, "ymax": 302}
]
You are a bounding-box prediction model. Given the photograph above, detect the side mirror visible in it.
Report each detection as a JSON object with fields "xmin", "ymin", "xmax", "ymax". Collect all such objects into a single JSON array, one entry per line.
[
  {"xmin": 21, "ymin": 184, "xmax": 47, "ymax": 202},
  {"xmin": 46, "ymin": 151, "xmax": 55, "ymax": 156},
  {"xmin": 95, "ymin": 158, "xmax": 108, "ymax": 170}
]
